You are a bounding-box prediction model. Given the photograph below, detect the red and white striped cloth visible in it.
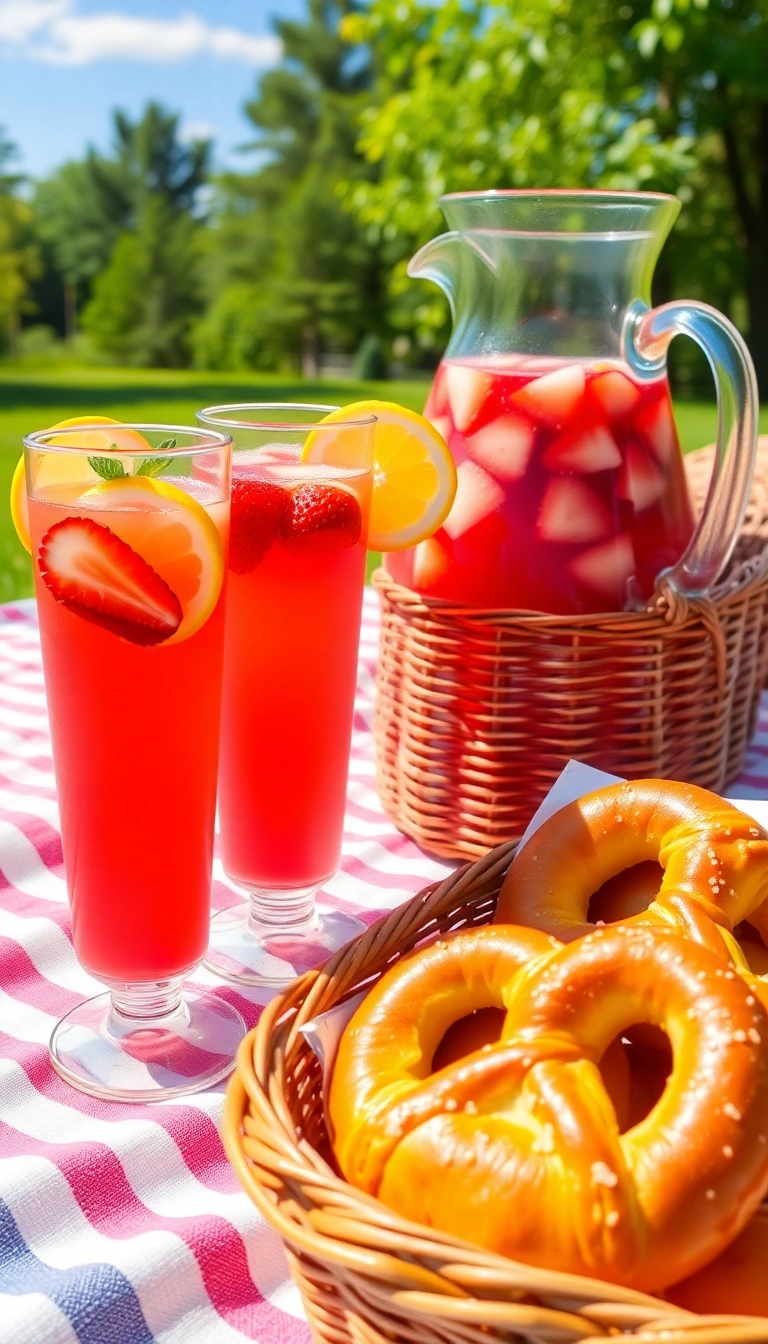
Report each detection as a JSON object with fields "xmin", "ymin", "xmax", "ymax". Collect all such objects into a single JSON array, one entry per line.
[{"xmin": 0, "ymin": 589, "xmax": 767, "ymax": 1343}]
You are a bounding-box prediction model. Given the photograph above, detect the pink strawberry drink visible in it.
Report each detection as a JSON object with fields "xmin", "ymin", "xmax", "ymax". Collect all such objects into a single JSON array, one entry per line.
[
  {"xmin": 23, "ymin": 424, "xmax": 247, "ymax": 1105},
  {"xmin": 386, "ymin": 356, "xmax": 694, "ymax": 613},
  {"xmin": 220, "ymin": 446, "xmax": 372, "ymax": 890},
  {"xmin": 28, "ymin": 476, "xmax": 228, "ymax": 984}
]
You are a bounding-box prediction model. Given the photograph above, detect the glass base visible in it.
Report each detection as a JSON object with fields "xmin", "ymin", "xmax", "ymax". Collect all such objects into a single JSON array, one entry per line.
[
  {"xmin": 204, "ymin": 888, "xmax": 366, "ymax": 987},
  {"xmin": 49, "ymin": 978, "xmax": 246, "ymax": 1103}
]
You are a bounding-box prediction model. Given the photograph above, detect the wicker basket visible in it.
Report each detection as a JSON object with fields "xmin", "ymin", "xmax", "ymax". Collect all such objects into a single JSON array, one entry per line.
[
  {"xmin": 373, "ymin": 441, "xmax": 768, "ymax": 860},
  {"xmin": 223, "ymin": 845, "xmax": 768, "ymax": 1344}
]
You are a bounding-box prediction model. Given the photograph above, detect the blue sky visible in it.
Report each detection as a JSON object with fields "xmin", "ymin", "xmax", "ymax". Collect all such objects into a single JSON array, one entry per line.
[{"xmin": 0, "ymin": 0, "xmax": 307, "ymax": 181}]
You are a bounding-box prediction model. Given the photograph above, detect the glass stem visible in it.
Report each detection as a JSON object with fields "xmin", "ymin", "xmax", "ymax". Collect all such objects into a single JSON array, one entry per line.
[
  {"xmin": 248, "ymin": 886, "xmax": 317, "ymax": 931},
  {"xmin": 107, "ymin": 977, "xmax": 185, "ymax": 1024}
]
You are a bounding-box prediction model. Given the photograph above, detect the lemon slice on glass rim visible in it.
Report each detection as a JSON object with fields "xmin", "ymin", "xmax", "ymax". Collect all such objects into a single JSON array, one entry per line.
[
  {"xmin": 10, "ymin": 415, "xmax": 151, "ymax": 554},
  {"xmin": 302, "ymin": 400, "xmax": 457, "ymax": 551},
  {"xmin": 80, "ymin": 476, "xmax": 224, "ymax": 645}
]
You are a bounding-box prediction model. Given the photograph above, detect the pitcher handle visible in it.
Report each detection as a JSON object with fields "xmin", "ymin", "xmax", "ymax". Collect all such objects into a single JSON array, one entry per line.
[{"xmin": 625, "ymin": 300, "xmax": 758, "ymax": 600}]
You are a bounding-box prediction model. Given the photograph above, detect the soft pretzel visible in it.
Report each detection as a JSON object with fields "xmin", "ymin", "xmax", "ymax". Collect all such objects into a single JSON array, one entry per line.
[
  {"xmin": 329, "ymin": 923, "xmax": 768, "ymax": 1292},
  {"xmin": 590, "ymin": 860, "xmax": 662, "ymax": 925},
  {"xmin": 330, "ymin": 924, "xmax": 560, "ymax": 1164},
  {"xmin": 428, "ymin": 978, "xmax": 633, "ymax": 1133},
  {"xmin": 622, "ymin": 1035, "xmax": 671, "ymax": 1131},
  {"xmin": 495, "ymin": 780, "xmax": 768, "ymax": 997}
]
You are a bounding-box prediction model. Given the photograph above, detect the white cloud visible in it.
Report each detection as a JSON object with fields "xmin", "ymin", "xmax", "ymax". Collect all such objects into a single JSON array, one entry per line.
[
  {"xmin": 0, "ymin": 2, "xmax": 282, "ymax": 67},
  {"xmin": 178, "ymin": 119, "xmax": 214, "ymax": 144},
  {"xmin": 0, "ymin": 0, "xmax": 67, "ymax": 43}
]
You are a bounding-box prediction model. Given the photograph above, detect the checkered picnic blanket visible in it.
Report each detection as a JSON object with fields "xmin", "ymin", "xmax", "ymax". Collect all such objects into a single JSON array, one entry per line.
[{"xmin": 0, "ymin": 589, "xmax": 766, "ymax": 1343}]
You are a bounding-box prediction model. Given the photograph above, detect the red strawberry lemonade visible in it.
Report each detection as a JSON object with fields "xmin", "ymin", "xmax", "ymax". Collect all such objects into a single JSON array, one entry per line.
[
  {"xmin": 386, "ymin": 356, "xmax": 695, "ymax": 613},
  {"xmin": 22, "ymin": 423, "xmax": 248, "ymax": 1104},
  {"xmin": 218, "ymin": 449, "xmax": 371, "ymax": 892},
  {"xmin": 28, "ymin": 476, "xmax": 229, "ymax": 984}
]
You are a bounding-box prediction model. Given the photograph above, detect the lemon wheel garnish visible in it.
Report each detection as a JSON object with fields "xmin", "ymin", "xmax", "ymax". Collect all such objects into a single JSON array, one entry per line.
[
  {"xmin": 10, "ymin": 455, "xmax": 32, "ymax": 554},
  {"xmin": 82, "ymin": 476, "xmax": 224, "ymax": 645},
  {"xmin": 10, "ymin": 416, "xmax": 151, "ymax": 555},
  {"xmin": 302, "ymin": 400, "xmax": 457, "ymax": 552}
]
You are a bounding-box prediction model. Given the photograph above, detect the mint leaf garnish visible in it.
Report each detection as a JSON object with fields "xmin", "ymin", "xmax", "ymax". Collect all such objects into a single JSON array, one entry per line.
[
  {"xmin": 136, "ymin": 438, "xmax": 176, "ymax": 477},
  {"xmin": 136, "ymin": 457, "xmax": 173, "ymax": 478},
  {"xmin": 88, "ymin": 439, "xmax": 177, "ymax": 479},
  {"xmin": 88, "ymin": 455, "xmax": 126, "ymax": 479}
]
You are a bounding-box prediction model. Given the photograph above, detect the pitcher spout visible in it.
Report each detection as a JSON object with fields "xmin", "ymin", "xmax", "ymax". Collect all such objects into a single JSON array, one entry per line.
[{"xmin": 407, "ymin": 232, "xmax": 495, "ymax": 319}]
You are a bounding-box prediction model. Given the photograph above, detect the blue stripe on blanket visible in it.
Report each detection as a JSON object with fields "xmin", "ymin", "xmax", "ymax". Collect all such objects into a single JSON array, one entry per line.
[{"xmin": 0, "ymin": 1198, "xmax": 156, "ymax": 1344}]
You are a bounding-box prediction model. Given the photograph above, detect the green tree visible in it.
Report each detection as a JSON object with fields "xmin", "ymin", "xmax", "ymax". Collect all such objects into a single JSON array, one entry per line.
[
  {"xmin": 35, "ymin": 158, "xmax": 124, "ymax": 337},
  {"xmin": 630, "ymin": 0, "xmax": 768, "ymax": 391},
  {"xmin": 76, "ymin": 104, "xmax": 210, "ymax": 365},
  {"xmin": 195, "ymin": 0, "xmax": 389, "ymax": 373},
  {"xmin": 92, "ymin": 103, "xmax": 210, "ymax": 218},
  {"xmin": 0, "ymin": 129, "xmax": 40, "ymax": 354},
  {"xmin": 82, "ymin": 196, "xmax": 202, "ymax": 366},
  {"xmin": 0, "ymin": 129, "xmax": 22, "ymax": 193},
  {"xmin": 344, "ymin": 0, "xmax": 767, "ymax": 389},
  {"xmin": 36, "ymin": 104, "xmax": 209, "ymax": 358}
]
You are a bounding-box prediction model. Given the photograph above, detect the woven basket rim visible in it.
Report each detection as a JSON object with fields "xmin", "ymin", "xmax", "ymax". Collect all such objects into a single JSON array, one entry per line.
[{"xmin": 222, "ymin": 840, "xmax": 768, "ymax": 1342}]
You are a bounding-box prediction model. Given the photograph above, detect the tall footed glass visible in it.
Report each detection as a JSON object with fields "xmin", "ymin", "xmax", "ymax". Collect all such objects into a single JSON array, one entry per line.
[
  {"xmin": 387, "ymin": 190, "xmax": 757, "ymax": 612},
  {"xmin": 196, "ymin": 405, "xmax": 375, "ymax": 988},
  {"xmin": 24, "ymin": 423, "xmax": 245, "ymax": 1102}
]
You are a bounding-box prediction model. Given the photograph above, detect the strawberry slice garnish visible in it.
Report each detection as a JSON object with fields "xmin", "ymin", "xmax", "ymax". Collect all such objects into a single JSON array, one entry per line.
[
  {"xmin": 229, "ymin": 478, "xmax": 290, "ymax": 574},
  {"xmin": 38, "ymin": 516, "xmax": 182, "ymax": 646},
  {"xmin": 281, "ymin": 484, "xmax": 362, "ymax": 548}
]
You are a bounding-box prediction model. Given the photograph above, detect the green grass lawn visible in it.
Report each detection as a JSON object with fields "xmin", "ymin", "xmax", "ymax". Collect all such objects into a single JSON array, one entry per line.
[{"xmin": 0, "ymin": 365, "xmax": 765, "ymax": 603}]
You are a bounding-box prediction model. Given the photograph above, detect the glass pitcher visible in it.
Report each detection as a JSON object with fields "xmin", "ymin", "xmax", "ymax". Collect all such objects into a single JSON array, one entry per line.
[{"xmin": 385, "ymin": 191, "xmax": 757, "ymax": 614}]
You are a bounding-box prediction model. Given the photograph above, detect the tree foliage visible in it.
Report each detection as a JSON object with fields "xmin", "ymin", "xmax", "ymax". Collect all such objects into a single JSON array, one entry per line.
[
  {"xmin": 343, "ymin": 0, "xmax": 767, "ymax": 386},
  {"xmin": 36, "ymin": 104, "xmax": 209, "ymax": 290},
  {"xmin": 194, "ymin": 0, "xmax": 389, "ymax": 373},
  {"xmin": 35, "ymin": 160, "xmax": 124, "ymax": 299},
  {"xmin": 65, "ymin": 105, "xmax": 211, "ymax": 365},
  {"xmin": 13, "ymin": 0, "xmax": 768, "ymax": 390},
  {"xmin": 0, "ymin": 129, "xmax": 40, "ymax": 353},
  {"xmin": 82, "ymin": 195, "xmax": 202, "ymax": 366},
  {"xmin": 629, "ymin": 0, "xmax": 768, "ymax": 388}
]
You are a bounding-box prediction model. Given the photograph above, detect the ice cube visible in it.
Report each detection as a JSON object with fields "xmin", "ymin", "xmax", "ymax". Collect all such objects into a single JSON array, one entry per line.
[
  {"xmin": 636, "ymin": 397, "xmax": 677, "ymax": 465},
  {"xmin": 617, "ymin": 443, "xmax": 667, "ymax": 511},
  {"xmin": 537, "ymin": 476, "xmax": 614, "ymax": 543},
  {"xmin": 427, "ymin": 414, "xmax": 453, "ymax": 445},
  {"xmin": 590, "ymin": 370, "xmax": 641, "ymax": 421},
  {"xmin": 465, "ymin": 415, "xmax": 534, "ymax": 480},
  {"xmin": 413, "ymin": 533, "xmax": 452, "ymax": 590},
  {"xmin": 443, "ymin": 460, "xmax": 505, "ymax": 539},
  {"xmin": 569, "ymin": 533, "xmax": 635, "ymax": 599},
  {"xmin": 542, "ymin": 424, "xmax": 621, "ymax": 474},
  {"xmin": 445, "ymin": 364, "xmax": 492, "ymax": 434},
  {"xmin": 511, "ymin": 364, "xmax": 586, "ymax": 426}
]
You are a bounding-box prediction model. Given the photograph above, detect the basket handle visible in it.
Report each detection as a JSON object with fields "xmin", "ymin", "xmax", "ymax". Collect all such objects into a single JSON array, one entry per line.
[{"xmin": 625, "ymin": 299, "xmax": 758, "ymax": 600}]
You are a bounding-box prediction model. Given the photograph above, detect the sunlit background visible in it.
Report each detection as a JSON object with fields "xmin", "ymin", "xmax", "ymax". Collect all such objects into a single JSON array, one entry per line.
[
  {"xmin": 0, "ymin": 0, "xmax": 766, "ymax": 598},
  {"xmin": 0, "ymin": 0, "xmax": 298, "ymax": 177}
]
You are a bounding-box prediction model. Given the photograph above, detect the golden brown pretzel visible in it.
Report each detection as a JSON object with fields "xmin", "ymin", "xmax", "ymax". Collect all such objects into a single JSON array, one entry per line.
[
  {"xmin": 430, "ymin": 987, "xmax": 633, "ymax": 1132},
  {"xmin": 330, "ymin": 923, "xmax": 559, "ymax": 1169},
  {"xmin": 495, "ymin": 780, "xmax": 768, "ymax": 998},
  {"xmin": 330, "ymin": 923, "xmax": 768, "ymax": 1292},
  {"xmin": 590, "ymin": 860, "xmax": 662, "ymax": 925}
]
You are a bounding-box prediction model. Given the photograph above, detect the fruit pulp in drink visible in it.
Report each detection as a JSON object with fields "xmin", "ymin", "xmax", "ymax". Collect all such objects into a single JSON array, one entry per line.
[
  {"xmin": 385, "ymin": 356, "xmax": 695, "ymax": 613},
  {"xmin": 28, "ymin": 480, "xmax": 228, "ymax": 983},
  {"xmin": 219, "ymin": 450, "xmax": 371, "ymax": 891}
]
